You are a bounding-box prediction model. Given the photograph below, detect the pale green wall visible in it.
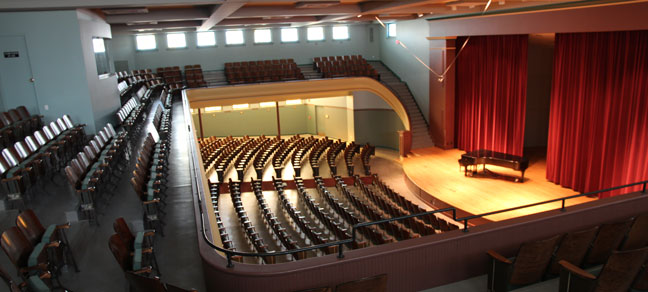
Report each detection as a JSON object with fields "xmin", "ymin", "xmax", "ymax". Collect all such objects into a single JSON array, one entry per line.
[
  {"xmin": 315, "ymin": 106, "xmax": 348, "ymax": 141},
  {"xmin": 379, "ymin": 18, "xmax": 430, "ymax": 121},
  {"xmin": 113, "ymin": 24, "xmax": 380, "ymax": 71},
  {"xmin": 0, "ymin": 10, "xmax": 97, "ymax": 132},
  {"xmin": 192, "ymin": 104, "xmax": 317, "ymax": 137},
  {"xmin": 354, "ymin": 110, "xmax": 403, "ymax": 150}
]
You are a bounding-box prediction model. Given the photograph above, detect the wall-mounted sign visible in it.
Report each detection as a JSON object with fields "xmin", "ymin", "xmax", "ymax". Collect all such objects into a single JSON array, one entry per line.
[{"xmin": 4, "ymin": 51, "xmax": 19, "ymax": 58}]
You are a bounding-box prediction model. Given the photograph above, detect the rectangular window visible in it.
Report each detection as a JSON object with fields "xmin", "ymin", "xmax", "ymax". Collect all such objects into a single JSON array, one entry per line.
[
  {"xmin": 204, "ymin": 106, "xmax": 222, "ymax": 112},
  {"xmin": 92, "ymin": 38, "xmax": 106, "ymax": 53},
  {"xmin": 226, "ymin": 30, "xmax": 245, "ymax": 45},
  {"xmin": 166, "ymin": 33, "xmax": 186, "ymax": 48},
  {"xmin": 307, "ymin": 27, "xmax": 324, "ymax": 41},
  {"xmin": 281, "ymin": 28, "xmax": 299, "ymax": 43},
  {"xmin": 232, "ymin": 103, "xmax": 249, "ymax": 110},
  {"xmin": 332, "ymin": 26, "xmax": 349, "ymax": 40},
  {"xmin": 136, "ymin": 35, "xmax": 156, "ymax": 51},
  {"xmin": 387, "ymin": 23, "xmax": 397, "ymax": 38},
  {"xmin": 197, "ymin": 31, "xmax": 216, "ymax": 47},
  {"xmin": 254, "ymin": 29, "xmax": 272, "ymax": 44}
]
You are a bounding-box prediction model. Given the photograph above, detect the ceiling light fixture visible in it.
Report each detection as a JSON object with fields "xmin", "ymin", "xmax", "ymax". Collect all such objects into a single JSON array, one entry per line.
[{"xmin": 357, "ymin": 14, "xmax": 362, "ymax": 18}]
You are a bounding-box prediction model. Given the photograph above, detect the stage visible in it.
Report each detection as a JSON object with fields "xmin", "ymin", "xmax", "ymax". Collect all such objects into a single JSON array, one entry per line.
[{"xmin": 402, "ymin": 147, "xmax": 595, "ymax": 222}]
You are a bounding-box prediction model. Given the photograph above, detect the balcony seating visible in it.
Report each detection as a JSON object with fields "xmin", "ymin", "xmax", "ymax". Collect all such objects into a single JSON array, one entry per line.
[
  {"xmin": 314, "ymin": 55, "xmax": 380, "ymax": 80},
  {"xmin": 621, "ymin": 213, "xmax": 648, "ymax": 250},
  {"xmin": 108, "ymin": 234, "xmax": 154, "ymax": 276},
  {"xmin": 156, "ymin": 67, "xmax": 183, "ymax": 87},
  {"xmin": 547, "ymin": 226, "xmax": 599, "ymax": 276},
  {"xmin": 1, "ymin": 115, "xmax": 85, "ymax": 210},
  {"xmin": 0, "ymin": 227, "xmax": 52, "ymax": 281},
  {"xmin": 225, "ymin": 59, "xmax": 304, "ymax": 84},
  {"xmin": 16, "ymin": 209, "xmax": 79, "ymax": 273},
  {"xmin": 184, "ymin": 64, "xmax": 206, "ymax": 88},
  {"xmin": 114, "ymin": 217, "xmax": 160, "ymax": 276},
  {"xmin": 487, "ymin": 234, "xmax": 562, "ymax": 292},
  {"xmin": 64, "ymin": 123, "xmax": 126, "ymax": 224},
  {"xmin": 0, "ymin": 106, "xmax": 43, "ymax": 149},
  {"xmin": 558, "ymin": 247, "xmax": 648, "ymax": 292},
  {"xmin": 130, "ymin": 132, "xmax": 169, "ymax": 236},
  {"xmin": 584, "ymin": 218, "xmax": 633, "ymax": 266}
]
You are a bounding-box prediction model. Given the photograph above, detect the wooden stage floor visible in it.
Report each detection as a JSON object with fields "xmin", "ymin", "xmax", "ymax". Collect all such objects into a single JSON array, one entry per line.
[{"xmin": 402, "ymin": 147, "xmax": 595, "ymax": 222}]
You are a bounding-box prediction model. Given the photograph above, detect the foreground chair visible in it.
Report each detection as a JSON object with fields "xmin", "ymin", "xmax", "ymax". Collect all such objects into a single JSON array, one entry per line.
[
  {"xmin": 559, "ymin": 247, "xmax": 648, "ymax": 292},
  {"xmin": 16, "ymin": 209, "xmax": 79, "ymax": 273},
  {"xmin": 113, "ymin": 217, "xmax": 159, "ymax": 275},
  {"xmin": 487, "ymin": 234, "xmax": 561, "ymax": 292},
  {"xmin": 547, "ymin": 226, "xmax": 599, "ymax": 276},
  {"xmin": 0, "ymin": 264, "xmax": 53, "ymax": 292},
  {"xmin": 584, "ymin": 218, "xmax": 633, "ymax": 266}
]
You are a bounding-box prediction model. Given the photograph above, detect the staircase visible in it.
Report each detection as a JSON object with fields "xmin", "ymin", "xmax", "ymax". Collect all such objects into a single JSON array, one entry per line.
[
  {"xmin": 298, "ymin": 65, "xmax": 322, "ymax": 79},
  {"xmin": 203, "ymin": 70, "xmax": 228, "ymax": 87},
  {"xmin": 369, "ymin": 61, "xmax": 435, "ymax": 149}
]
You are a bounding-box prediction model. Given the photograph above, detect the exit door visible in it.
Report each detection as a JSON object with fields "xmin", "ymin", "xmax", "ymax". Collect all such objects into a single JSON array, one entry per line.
[{"xmin": 0, "ymin": 35, "xmax": 39, "ymax": 113}]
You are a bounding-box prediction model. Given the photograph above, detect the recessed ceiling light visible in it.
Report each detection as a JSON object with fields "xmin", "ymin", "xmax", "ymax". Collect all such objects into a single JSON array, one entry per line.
[
  {"xmin": 418, "ymin": 13, "xmax": 423, "ymax": 17},
  {"xmin": 357, "ymin": 14, "xmax": 362, "ymax": 18}
]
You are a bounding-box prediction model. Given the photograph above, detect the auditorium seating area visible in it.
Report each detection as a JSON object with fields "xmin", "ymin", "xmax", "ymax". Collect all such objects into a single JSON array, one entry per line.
[
  {"xmin": 224, "ymin": 59, "xmax": 305, "ymax": 84},
  {"xmin": 314, "ymin": 55, "xmax": 380, "ymax": 80},
  {"xmin": 487, "ymin": 213, "xmax": 648, "ymax": 292},
  {"xmin": 1, "ymin": 115, "xmax": 85, "ymax": 210},
  {"xmin": 0, "ymin": 106, "xmax": 43, "ymax": 149},
  {"xmin": 184, "ymin": 65, "xmax": 206, "ymax": 88},
  {"xmin": 198, "ymin": 135, "xmax": 459, "ymax": 264}
]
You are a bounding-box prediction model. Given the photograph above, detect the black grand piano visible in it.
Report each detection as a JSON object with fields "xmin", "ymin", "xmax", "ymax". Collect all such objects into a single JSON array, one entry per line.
[{"xmin": 458, "ymin": 149, "xmax": 529, "ymax": 182}]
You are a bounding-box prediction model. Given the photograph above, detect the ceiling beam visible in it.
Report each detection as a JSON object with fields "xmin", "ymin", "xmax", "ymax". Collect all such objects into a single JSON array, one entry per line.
[
  {"xmin": 228, "ymin": 5, "xmax": 361, "ymax": 18},
  {"xmin": 361, "ymin": 0, "xmax": 443, "ymax": 14},
  {"xmin": 198, "ymin": 1, "xmax": 245, "ymax": 31},
  {"xmin": 217, "ymin": 16, "xmax": 318, "ymax": 26},
  {"xmin": 105, "ymin": 8, "xmax": 210, "ymax": 24},
  {"xmin": 0, "ymin": 0, "xmax": 225, "ymax": 11},
  {"xmin": 112, "ymin": 20, "xmax": 202, "ymax": 32}
]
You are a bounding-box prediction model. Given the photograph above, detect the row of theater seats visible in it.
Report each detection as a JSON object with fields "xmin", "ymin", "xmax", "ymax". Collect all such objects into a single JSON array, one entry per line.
[
  {"xmin": 488, "ymin": 213, "xmax": 648, "ymax": 292},
  {"xmin": 343, "ymin": 142, "xmax": 375, "ymax": 176},
  {"xmin": 0, "ymin": 209, "xmax": 78, "ymax": 291},
  {"xmin": 184, "ymin": 64, "xmax": 206, "ymax": 88},
  {"xmin": 0, "ymin": 106, "xmax": 43, "ymax": 150},
  {"xmin": 109, "ymin": 217, "xmax": 196, "ymax": 291},
  {"xmin": 64, "ymin": 123, "xmax": 127, "ymax": 224},
  {"xmin": 156, "ymin": 67, "xmax": 183, "ymax": 88},
  {"xmin": 314, "ymin": 55, "xmax": 380, "ymax": 80},
  {"xmin": 225, "ymin": 59, "xmax": 304, "ymax": 84},
  {"xmin": 130, "ymin": 110, "xmax": 171, "ymax": 236},
  {"xmin": 0, "ymin": 115, "xmax": 85, "ymax": 210}
]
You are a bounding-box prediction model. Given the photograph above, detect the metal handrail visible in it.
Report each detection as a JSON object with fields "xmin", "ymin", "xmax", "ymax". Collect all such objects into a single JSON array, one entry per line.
[{"xmin": 184, "ymin": 90, "xmax": 648, "ymax": 268}]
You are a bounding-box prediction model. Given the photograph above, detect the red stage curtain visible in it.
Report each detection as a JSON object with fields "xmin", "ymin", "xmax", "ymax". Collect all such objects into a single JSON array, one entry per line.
[
  {"xmin": 456, "ymin": 35, "xmax": 528, "ymax": 156},
  {"xmin": 546, "ymin": 31, "xmax": 648, "ymax": 197}
]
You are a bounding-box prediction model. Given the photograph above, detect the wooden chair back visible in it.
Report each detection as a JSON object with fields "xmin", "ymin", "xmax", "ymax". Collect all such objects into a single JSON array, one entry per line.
[
  {"xmin": 510, "ymin": 234, "xmax": 561, "ymax": 285},
  {"xmin": 621, "ymin": 214, "xmax": 648, "ymax": 250},
  {"xmin": 108, "ymin": 234, "xmax": 132, "ymax": 271},
  {"xmin": 16, "ymin": 209, "xmax": 46, "ymax": 246},
  {"xmin": 548, "ymin": 226, "xmax": 599, "ymax": 275},
  {"xmin": 585, "ymin": 218, "xmax": 633, "ymax": 265},
  {"xmin": 1, "ymin": 227, "xmax": 34, "ymax": 271},
  {"xmin": 113, "ymin": 217, "xmax": 135, "ymax": 247},
  {"xmin": 595, "ymin": 247, "xmax": 648, "ymax": 292}
]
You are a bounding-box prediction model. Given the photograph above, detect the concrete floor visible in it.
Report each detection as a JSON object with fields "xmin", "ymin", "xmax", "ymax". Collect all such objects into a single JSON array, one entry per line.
[{"xmin": 0, "ymin": 96, "xmax": 206, "ymax": 292}]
